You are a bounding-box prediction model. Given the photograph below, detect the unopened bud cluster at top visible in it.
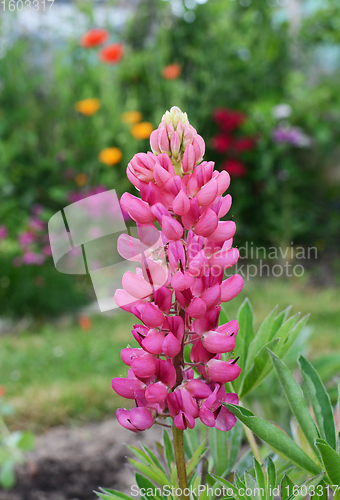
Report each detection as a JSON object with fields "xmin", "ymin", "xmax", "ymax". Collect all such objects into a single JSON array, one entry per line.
[{"xmin": 113, "ymin": 106, "xmax": 243, "ymax": 433}]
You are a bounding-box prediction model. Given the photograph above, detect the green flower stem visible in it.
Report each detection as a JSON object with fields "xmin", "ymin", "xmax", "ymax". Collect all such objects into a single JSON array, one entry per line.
[{"xmin": 172, "ymin": 425, "xmax": 190, "ymax": 500}]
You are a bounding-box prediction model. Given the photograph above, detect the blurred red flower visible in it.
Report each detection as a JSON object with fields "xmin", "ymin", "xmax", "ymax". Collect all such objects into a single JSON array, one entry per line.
[
  {"xmin": 222, "ymin": 158, "xmax": 247, "ymax": 177},
  {"xmin": 234, "ymin": 137, "xmax": 256, "ymax": 152},
  {"xmin": 80, "ymin": 28, "xmax": 109, "ymax": 48},
  {"xmin": 98, "ymin": 43, "xmax": 124, "ymax": 64},
  {"xmin": 213, "ymin": 108, "xmax": 245, "ymax": 132},
  {"xmin": 0, "ymin": 386, "xmax": 6, "ymax": 397},
  {"xmin": 211, "ymin": 134, "xmax": 233, "ymax": 153},
  {"xmin": 162, "ymin": 64, "xmax": 182, "ymax": 80}
]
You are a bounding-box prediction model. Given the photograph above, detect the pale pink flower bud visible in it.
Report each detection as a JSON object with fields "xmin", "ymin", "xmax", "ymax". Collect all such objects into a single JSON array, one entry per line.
[
  {"xmin": 131, "ymin": 353, "xmax": 157, "ymax": 378},
  {"xmin": 159, "ymin": 127, "xmax": 170, "ymax": 153},
  {"xmin": 202, "ymin": 331, "xmax": 236, "ymax": 353},
  {"xmin": 173, "ymin": 191, "xmax": 190, "ymax": 216},
  {"xmin": 205, "ymin": 359, "xmax": 241, "ymax": 383},
  {"xmin": 220, "ymin": 274, "xmax": 244, "ymax": 302},
  {"xmin": 145, "ymin": 382, "xmax": 168, "ymax": 404},
  {"xmin": 150, "ymin": 130, "xmax": 161, "ymax": 154},
  {"xmin": 111, "ymin": 378, "xmax": 146, "ymax": 399},
  {"xmin": 208, "ymin": 221, "xmax": 236, "ymax": 242},
  {"xmin": 171, "ymin": 131, "xmax": 180, "ymax": 158},
  {"xmin": 194, "ymin": 209, "xmax": 218, "ymax": 237},
  {"xmin": 182, "ymin": 144, "xmax": 195, "ymax": 174},
  {"xmin": 161, "ymin": 215, "xmax": 183, "ymax": 240},
  {"xmin": 116, "ymin": 407, "xmax": 154, "ymax": 432}
]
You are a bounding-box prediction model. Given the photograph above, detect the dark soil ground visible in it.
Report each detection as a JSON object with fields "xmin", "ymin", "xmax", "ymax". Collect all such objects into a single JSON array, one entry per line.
[{"xmin": 0, "ymin": 419, "xmax": 162, "ymax": 500}]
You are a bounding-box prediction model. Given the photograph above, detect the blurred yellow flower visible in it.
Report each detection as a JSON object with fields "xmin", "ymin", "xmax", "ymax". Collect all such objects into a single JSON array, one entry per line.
[
  {"xmin": 99, "ymin": 147, "xmax": 122, "ymax": 166},
  {"xmin": 120, "ymin": 111, "xmax": 143, "ymax": 124},
  {"xmin": 131, "ymin": 122, "xmax": 153, "ymax": 140},
  {"xmin": 74, "ymin": 98, "xmax": 101, "ymax": 116},
  {"xmin": 75, "ymin": 173, "xmax": 88, "ymax": 186}
]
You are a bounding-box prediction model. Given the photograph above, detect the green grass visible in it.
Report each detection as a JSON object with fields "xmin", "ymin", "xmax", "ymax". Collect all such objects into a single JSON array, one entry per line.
[{"xmin": 0, "ymin": 276, "xmax": 339, "ymax": 431}]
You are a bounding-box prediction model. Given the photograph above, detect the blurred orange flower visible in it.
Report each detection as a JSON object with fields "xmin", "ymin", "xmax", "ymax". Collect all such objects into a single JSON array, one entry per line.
[
  {"xmin": 74, "ymin": 98, "xmax": 101, "ymax": 116},
  {"xmin": 75, "ymin": 173, "xmax": 88, "ymax": 186},
  {"xmin": 162, "ymin": 64, "xmax": 181, "ymax": 80},
  {"xmin": 120, "ymin": 111, "xmax": 143, "ymax": 124},
  {"xmin": 131, "ymin": 122, "xmax": 153, "ymax": 140},
  {"xmin": 99, "ymin": 147, "xmax": 122, "ymax": 166},
  {"xmin": 99, "ymin": 43, "xmax": 124, "ymax": 64},
  {"xmin": 78, "ymin": 315, "xmax": 92, "ymax": 331},
  {"xmin": 80, "ymin": 28, "xmax": 109, "ymax": 48},
  {"xmin": 0, "ymin": 386, "xmax": 6, "ymax": 397}
]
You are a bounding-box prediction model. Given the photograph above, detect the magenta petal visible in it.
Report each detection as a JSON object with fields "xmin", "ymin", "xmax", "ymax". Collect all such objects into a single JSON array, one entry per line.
[
  {"xmin": 116, "ymin": 409, "xmax": 138, "ymax": 432},
  {"xmin": 130, "ymin": 407, "xmax": 154, "ymax": 430},
  {"xmin": 185, "ymin": 379, "xmax": 212, "ymax": 398},
  {"xmin": 142, "ymin": 329, "xmax": 165, "ymax": 354},
  {"xmin": 206, "ymin": 359, "xmax": 241, "ymax": 384},
  {"xmin": 145, "ymin": 382, "xmax": 168, "ymax": 404},
  {"xmin": 130, "ymin": 353, "xmax": 157, "ymax": 378},
  {"xmin": 121, "ymin": 347, "xmax": 144, "ymax": 366},
  {"xmin": 111, "ymin": 378, "xmax": 146, "ymax": 399},
  {"xmin": 162, "ymin": 215, "xmax": 183, "ymax": 241},
  {"xmin": 215, "ymin": 406, "xmax": 237, "ymax": 432},
  {"xmin": 194, "ymin": 209, "xmax": 218, "ymax": 237},
  {"xmin": 196, "ymin": 178, "xmax": 218, "ymax": 207},
  {"xmin": 171, "ymin": 271, "xmax": 195, "ymax": 292},
  {"xmin": 173, "ymin": 190, "xmax": 190, "ymax": 216},
  {"xmin": 158, "ymin": 358, "xmax": 177, "ymax": 388},
  {"xmin": 199, "ymin": 406, "xmax": 216, "ymax": 427},
  {"xmin": 187, "ymin": 297, "xmax": 207, "ymax": 319},
  {"xmin": 162, "ymin": 332, "xmax": 181, "ymax": 358},
  {"xmin": 142, "ymin": 303, "xmax": 164, "ymax": 328},
  {"xmin": 202, "ymin": 331, "xmax": 236, "ymax": 353}
]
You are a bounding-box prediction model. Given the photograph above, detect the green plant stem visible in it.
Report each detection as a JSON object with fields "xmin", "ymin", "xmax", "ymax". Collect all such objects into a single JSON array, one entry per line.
[
  {"xmin": 172, "ymin": 426, "xmax": 190, "ymax": 500},
  {"xmin": 242, "ymin": 423, "xmax": 263, "ymax": 465}
]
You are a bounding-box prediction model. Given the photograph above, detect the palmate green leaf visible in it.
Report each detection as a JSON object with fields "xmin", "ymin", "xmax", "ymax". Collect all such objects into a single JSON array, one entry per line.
[
  {"xmin": 209, "ymin": 427, "xmax": 229, "ymax": 476},
  {"xmin": 298, "ymin": 355, "xmax": 336, "ymax": 450},
  {"xmin": 244, "ymin": 307, "xmax": 277, "ymax": 376},
  {"xmin": 281, "ymin": 474, "xmax": 295, "ymax": 500},
  {"xmin": 223, "ymin": 404, "xmax": 321, "ymax": 476},
  {"xmin": 267, "ymin": 350, "xmax": 320, "ymax": 457},
  {"xmin": 315, "ymin": 439, "xmax": 340, "ymax": 486},
  {"xmin": 254, "ymin": 460, "xmax": 265, "ymax": 500},
  {"xmin": 127, "ymin": 458, "xmax": 170, "ymax": 487},
  {"xmin": 163, "ymin": 430, "xmax": 174, "ymax": 473},
  {"xmin": 239, "ymin": 338, "xmax": 279, "ymax": 399},
  {"xmin": 285, "ymin": 473, "xmax": 325, "ymax": 500},
  {"xmin": 233, "ymin": 299, "xmax": 254, "ymax": 391}
]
